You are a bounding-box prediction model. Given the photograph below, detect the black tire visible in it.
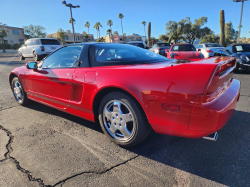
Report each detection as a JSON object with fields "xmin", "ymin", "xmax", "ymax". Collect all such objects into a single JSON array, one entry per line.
[
  {"xmin": 11, "ymin": 77, "xmax": 30, "ymax": 106},
  {"xmin": 18, "ymin": 52, "xmax": 25, "ymax": 60},
  {"xmin": 33, "ymin": 52, "xmax": 41, "ymax": 61},
  {"xmin": 98, "ymin": 91, "xmax": 152, "ymax": 148}
]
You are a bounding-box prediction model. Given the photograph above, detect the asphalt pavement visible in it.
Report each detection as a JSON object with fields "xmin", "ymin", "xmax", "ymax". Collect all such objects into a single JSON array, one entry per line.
[{"xmin": 0, "ymin": 56, "xmax": 249, "ymax": 187}]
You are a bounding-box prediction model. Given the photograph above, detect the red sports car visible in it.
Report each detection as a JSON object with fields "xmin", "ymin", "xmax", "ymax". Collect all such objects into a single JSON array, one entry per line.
[
  {"xmin": 9, "ymin": 43, "xmax": 240, "ymax": 147},
  {"xmin": 166, "ymin": 44, "xmax": 204, "ymax": 61}
]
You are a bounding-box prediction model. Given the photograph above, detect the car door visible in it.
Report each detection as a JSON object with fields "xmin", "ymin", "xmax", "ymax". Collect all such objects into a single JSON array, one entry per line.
[
  {"xmin": 25, "ymin": 45, "xmax": 84, "ymax": 110},
  {"xmin": 21, "ymin": 40, "xmax": 30, "ymax": 57},
  {"xmin": 26, "ymin": 39, "xmax": 35, "ymax": 57}
]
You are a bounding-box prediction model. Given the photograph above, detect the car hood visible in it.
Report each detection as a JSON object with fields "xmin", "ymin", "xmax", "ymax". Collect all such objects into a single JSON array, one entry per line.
[{"xmin": 170, "ymin": 51, "xmax": 201, "ymax": 59}]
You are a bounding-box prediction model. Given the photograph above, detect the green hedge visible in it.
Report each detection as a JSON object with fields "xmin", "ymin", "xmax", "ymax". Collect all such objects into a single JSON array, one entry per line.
[
  {"xmin": 12, "ymin": 44, "xmax": 21, "ymax": 50},
  {"xmin": 0, "ymin": 44, "xmax": 11, "ymax": 49}
]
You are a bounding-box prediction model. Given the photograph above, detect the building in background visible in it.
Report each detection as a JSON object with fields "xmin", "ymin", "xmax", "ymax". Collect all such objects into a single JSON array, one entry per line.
[
  {"xmin": 102, "ymin": 33, "xmax": 143, "ymax": 43},
  {"xmin": 1, "ymin": 26, "xmax": 28, "ymax": 46},
  {"xmin": 47, "ymin": 30, "xmax": 95, "ymax": 44}
]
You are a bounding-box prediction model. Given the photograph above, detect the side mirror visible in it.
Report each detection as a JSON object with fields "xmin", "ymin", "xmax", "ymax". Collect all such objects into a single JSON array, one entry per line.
[{"xmin": 26, "ymin": 62, "xmax": 38, "ymax": 70}]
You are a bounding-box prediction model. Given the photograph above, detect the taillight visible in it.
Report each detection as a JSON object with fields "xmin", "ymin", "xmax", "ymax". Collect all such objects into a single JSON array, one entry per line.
[
  {"xmin": 206, "ymin": 50, "xmax": 213, "ymax": 53},
  {"xmin": 216, "ymin": 59, "xmax": 236, "ymax": 76},
  {"xmin": 41, "ymin": 46, "xmax": 45, "ymax": 51}
]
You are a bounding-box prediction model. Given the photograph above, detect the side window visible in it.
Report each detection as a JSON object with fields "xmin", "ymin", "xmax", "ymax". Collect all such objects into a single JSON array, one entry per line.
[
  {"xmin": 41, "ymin": 46, "xmax": 83, "ymax": 69},
  {"xmin": 35, "ymin": 39, "xmax": 41, "ymax": 45},
  {"xmin": 30, "ymin": 39, "xmax": 35, "ymax": 46},
  {"xmin": 196, "ymin": 45, "xmax": 202, "ymax": 48}
]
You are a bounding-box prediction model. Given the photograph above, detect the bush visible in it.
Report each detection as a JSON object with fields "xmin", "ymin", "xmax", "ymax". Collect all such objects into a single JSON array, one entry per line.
[
  {"xmin": 12, "ymin": 44, "xmax": 21, "ymax": 50},
  {"xmin": 0, "ymin": 44, "xmax": 11, "ymax": 49}
]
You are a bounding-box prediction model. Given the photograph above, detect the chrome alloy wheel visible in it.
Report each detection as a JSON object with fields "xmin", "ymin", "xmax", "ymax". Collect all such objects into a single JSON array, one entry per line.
[
  {"xmin": 13, "ymin": 80, "xmax": 24, "ymax": 102},
  {"xmin": 103, "ymin": 100, "xmax": 135, "ymax": 141}
]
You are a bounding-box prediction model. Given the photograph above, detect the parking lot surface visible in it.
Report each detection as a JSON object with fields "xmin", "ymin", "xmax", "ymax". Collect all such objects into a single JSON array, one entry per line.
[{"xmin": 0, "ymin": 56, "xmax": 249, "ymax": 187}]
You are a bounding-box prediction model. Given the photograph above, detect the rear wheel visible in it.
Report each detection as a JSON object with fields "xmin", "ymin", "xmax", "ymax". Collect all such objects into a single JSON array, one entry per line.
[
  {"xmin": 11, "ymin": 77, "xmax": 30, "ymax": 106},
  {"xmin": 18, "ymin": 52, "xmax": 25, "ymax": 60},
  {"xmin": 33, "ymin": 52, "xmax": 41, "ymax": 61},
  {"xmin": 98, "ymin": 92, "xmax": 151, "ymax": 148}
]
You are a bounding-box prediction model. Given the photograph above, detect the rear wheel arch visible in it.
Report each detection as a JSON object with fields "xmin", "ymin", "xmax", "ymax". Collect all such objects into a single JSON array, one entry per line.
[{"xmin": 92, "ymin": 87, "xmax": 149, "ymax": 124}]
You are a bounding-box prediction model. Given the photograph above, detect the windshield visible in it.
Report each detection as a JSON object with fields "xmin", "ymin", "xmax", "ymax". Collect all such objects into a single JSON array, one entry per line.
[
  {"xmin": 171, "ymin": 45, "xmax": 196, "ymax": 51},
  {"xmin": 157, "ymin": 43, "xmax": 170, "ymax": 47},
  {"xmin": 205, "ymin": 44, "xmax": 223, "ymax": 48},
  {"xmin": 232, "ymin": 44, "xmax": 250, "ymax": 53},
  {"xmin": 127, "ymin": 43, "xmax": 144, "ymax": 48},
  {"xmin": 89, "ymin": 44, "xmax": 168, "ymax": 67},
  {"xmin": 41, "ymin": 39, "xmax": 60, "ymax": 45}
]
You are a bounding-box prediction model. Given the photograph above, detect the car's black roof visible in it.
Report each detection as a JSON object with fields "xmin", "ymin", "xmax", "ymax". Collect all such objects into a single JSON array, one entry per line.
[
  {"xmin": 229, "ymin": 43, "xmax": 250, "ymax": 46},
  {"xmin": 126, "ymin": 41, "xmax": 144, "ymax": 43}
]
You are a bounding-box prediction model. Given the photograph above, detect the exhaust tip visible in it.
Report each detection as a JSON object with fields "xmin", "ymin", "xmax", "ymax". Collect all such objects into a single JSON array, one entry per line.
[{"xmin": 203, "ymin": 132, "xmax": 218, "ymax": 141}]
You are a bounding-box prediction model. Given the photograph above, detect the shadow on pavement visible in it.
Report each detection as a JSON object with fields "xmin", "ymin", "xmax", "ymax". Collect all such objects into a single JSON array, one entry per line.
[{"xmin": 24, "ymin": 101, "xmax": 250, "ymax": 186}]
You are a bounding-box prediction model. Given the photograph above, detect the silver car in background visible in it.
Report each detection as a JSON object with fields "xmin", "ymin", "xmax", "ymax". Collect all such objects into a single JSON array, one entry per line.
[
  {"xmin": 196, "ymin": 43, "xmax": 224, "ymax": 58},
  {"xmin": 18, "ymin": 38, "xmax": 62, "ymax": 61}
]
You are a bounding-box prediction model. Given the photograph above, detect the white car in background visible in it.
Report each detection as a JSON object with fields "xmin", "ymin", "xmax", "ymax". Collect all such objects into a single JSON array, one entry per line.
[
  {"xmin": 18, "ymin": 38, "xmax": 62, "ymax": 61},
  {"xmin": 196, "ymin": 43, "xmax": 224, "ymax": 58}
]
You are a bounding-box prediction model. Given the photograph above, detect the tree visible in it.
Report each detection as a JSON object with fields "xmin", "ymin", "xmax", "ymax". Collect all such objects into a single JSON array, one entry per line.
[
  {"xmin": 107, "ymin": 29, "xmax": 112, "ymax": 42},
  {"xmin": 159, "ymin": 34, "xmax": 169, "ymax": 43},
  {"xmin": 119, "ymin": 13, "xmax": 124, "ymax": 42},
  {"xmin": 96, "ymin": 37, "xmax": 105, "ymax": 42},
  {"xmin": 165, "ymin": 21, "xmax": 183, "ymax": 44},
  {"xmin": 0, "ymin": 22, "xmax": 8, "ymax": 52},
  {"xmin": 142, "ymin": 21, "xmax": 147, "ymax": 42},
  {"xmin": 85, "ymin": 33, "xmax": 89, "ymax": 42},
  {"xmin": 107, "ymin": 20, "xmax": 113, "ymax": 41},
  {"xmin": 182, "ymin": 17, "xmax": 211, "ymax": 44},
  {"xmin": 23, "ymin": 24, "xmax": 46, "ymax": 38},
  {"xmin": 225, "ymin": 21, "xmax": 238, "ymax": 45},
  {"xmin": 94, "ymin": 22, "xmax": 102, "ymax": 39},
  {"xmin": 199, "ymin": 34, "xmax": 220, "ymax": 44},
  {"xmin": 56, "ymin": 28, "xmax": 66, "ymax": 45},
  {"xmin": 147, "ymin": 22, "xmax": 151, "ymax": 46},
  {"xmin": 114, "ymin": 31, "xmax": 118, "ymax": 35},
  {"xmin": 85, "ymin": 21, "xmax": 90, "ymax": 34}
]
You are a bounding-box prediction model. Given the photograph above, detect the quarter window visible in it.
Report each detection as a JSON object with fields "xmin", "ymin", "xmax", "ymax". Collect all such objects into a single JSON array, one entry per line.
[{"xmin": 41, "ymin": 46, "xmax": 83, "ymax": 69}]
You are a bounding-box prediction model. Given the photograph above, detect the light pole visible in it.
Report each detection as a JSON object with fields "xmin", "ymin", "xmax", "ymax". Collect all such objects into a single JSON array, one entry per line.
[
  {"xmin": 62, "ymin": 1, "xmax": 80, "ymax": 43},
  {"xmin": 233, "ymin": 0, "xmax": 248, "ymax": 43}
]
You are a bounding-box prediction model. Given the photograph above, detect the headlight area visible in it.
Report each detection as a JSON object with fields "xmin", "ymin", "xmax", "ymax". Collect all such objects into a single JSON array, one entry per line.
[{"xmin": 240, "ymin": 55, "xmax": 250, "ymax": 63}]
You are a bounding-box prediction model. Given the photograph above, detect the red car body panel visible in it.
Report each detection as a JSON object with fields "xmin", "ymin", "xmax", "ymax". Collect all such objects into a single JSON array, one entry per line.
[
  {"xmin": 9, "ymin": 55, "xmax": 240, "ymax": 139},
  {"xmin": 167, "ymin": 44, "xmax": 203, "ymax": 61}
]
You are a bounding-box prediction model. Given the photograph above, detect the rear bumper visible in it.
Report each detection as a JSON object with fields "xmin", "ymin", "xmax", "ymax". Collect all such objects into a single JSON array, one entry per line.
[{"xmin": 151, "ymin": 78, "xmax": 240, "ymax": 138}]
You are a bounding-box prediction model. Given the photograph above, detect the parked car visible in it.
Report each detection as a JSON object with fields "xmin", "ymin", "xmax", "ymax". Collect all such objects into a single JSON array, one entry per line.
[
  {"xmin": 213, "ymin": 49, "xmax": 232, "ymax": 57},
  {"xmin": 9, "ymin": 43, "xmax": 240, "ymax": 147},
  {"xmin": 126, "ymin": 41, "xmax": 149, "ymax": 49},
  {"xmin": 196, "ymin": 43, "xmax": 224, "ymax": 58},
  {"xmin": 18, "ymin": 38, "xmax": 62, "ymax": 61},
  {"xmin": 149, "ymin": 43, "xmax": 171, "ymax": 56},
  {"xmin": 225, "ymin": 43, "xmax": 250, "ymax": 71},
  {"xmin": 167, "ymin": 44, "xmax": 204, "ymax": 60}
]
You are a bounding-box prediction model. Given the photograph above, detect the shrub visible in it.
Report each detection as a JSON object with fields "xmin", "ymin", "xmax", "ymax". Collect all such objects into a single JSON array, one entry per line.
[
  {"xmin": 0, "ymin": 44, "xmax": 11, "ymax": 49},
  {"xmin": 12, "ymin": 44, "xmax": 21, "ymax": 50}
]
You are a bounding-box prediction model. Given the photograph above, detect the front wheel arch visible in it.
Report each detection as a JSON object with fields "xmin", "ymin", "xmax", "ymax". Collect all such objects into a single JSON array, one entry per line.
[
  {"xmin": 9, "ymin": 73, "xmax": 18, "ymax": 87},
  {"xmin": 93, "ymin": 87, "xmax": 149, "ymax": 124}
]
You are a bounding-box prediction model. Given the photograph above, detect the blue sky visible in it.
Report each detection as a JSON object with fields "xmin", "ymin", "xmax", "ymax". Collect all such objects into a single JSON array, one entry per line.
[{"xmin": 1, "ymin": 0, "xmax": 249, "ymax": 39}]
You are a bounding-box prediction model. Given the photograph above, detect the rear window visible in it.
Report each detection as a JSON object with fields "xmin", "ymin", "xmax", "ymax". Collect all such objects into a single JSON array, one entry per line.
[
  {"xmin": 157, "ymin": 43, "xmax": 170, "ymax": 47},
  {"xmin": 127, "ymin": 43, "xmax": 144, "ymax": 48},
  {"xmin": 89, "ymin": 44, "xmax": 168, "ymax": 67},
  {"xmin": 205, "ymin": 44, "xmax": 223, "ymax": 47},
  {"xmin": 232, "ymin": 44, "xmax": 250, "ymax": 53},
  {"xmin": 171, "ymin": 45, "xmax": 196, "ymax": 51},
  {"xmin": 41, "ymin": 39, "xmax": 60, "ymax": 45}
]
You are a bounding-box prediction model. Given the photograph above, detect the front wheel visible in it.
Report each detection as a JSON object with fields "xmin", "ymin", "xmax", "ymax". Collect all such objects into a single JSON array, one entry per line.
[
  {"xmin": 11, "ymin": 77, "xmax": 30, "ymax": 106},
  {"xmin": 98, "ymin": 92, "xmax": 151, "ymax": 148}
]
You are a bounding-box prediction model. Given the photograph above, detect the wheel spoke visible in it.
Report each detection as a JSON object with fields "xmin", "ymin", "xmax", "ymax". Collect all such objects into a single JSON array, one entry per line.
[
  {"xmin": 15, "ymin": 82, "xmax": 19, "ymax": 88},
  {"xmin": 113, "ymin": 101, "xmax": 122, "ymax": 114},
  {"xmin": 104, "ymin": 109, "xmax": 112, "ymax": 121},
  {"xmin": 109, "ymin": 123, "xmax": 117, "ymax": 134},
  {"xmin": 122, "ymin": 113, "xmax": 133, "ymax": 123},
  {"xmin": 120, "ymin": 126, "xmax": 131, "ymax": 139}
]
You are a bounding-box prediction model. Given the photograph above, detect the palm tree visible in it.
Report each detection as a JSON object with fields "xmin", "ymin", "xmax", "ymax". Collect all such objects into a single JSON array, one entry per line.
[
  {"xmin": 114, "ymin": 31, "xmax": 118, "ymax": 35},
  {"xmin": 85, "ymin": 21, "xmax": 90, "ymax": 34},
  {"xmin": 93, "ymin": 23, "xmax": 99, "ymax": 39},
  {"xmin": 142, "ymin": 21, "xmax": 146, "ymax": 42},
  {"xmin": 107, "ymin": 29, "xmax": 112, "ymax": 42},
  {"xmin": 118, "ymin": 13, "xmax": 124, "ymax": 42},
  {"xmin": 107, "ymin": 19, "xmax": 113, "ymax": 42},
  {"xmin": 93, "ymin": 22, "xmax": 102, "ymax": 39}
]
